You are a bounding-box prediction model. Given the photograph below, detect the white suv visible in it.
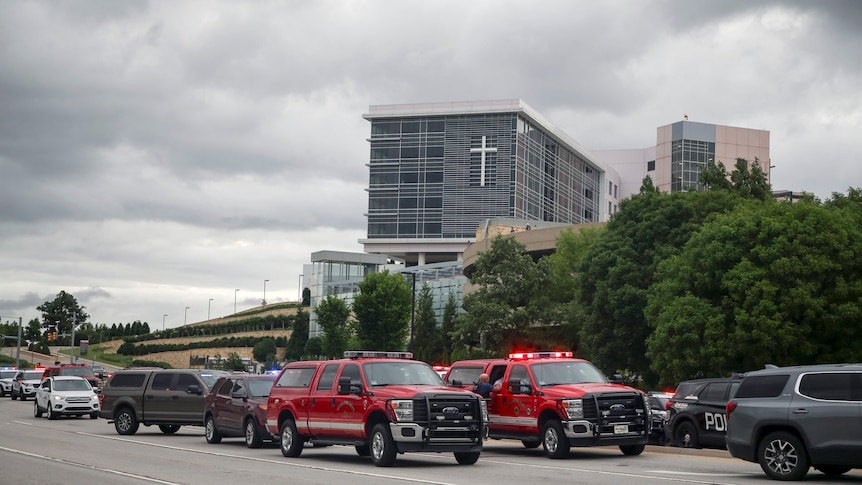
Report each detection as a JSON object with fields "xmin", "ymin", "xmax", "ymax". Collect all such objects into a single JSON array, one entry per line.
[
  {"xmin": 0, "ymin": 369, "xmax": 18, "ymax": 397},
  {"xmin": 11, "ymin": 370, "xmax": 44, "ymax": 401},
  {"xmin": 34, "ymin": 376, "xmax": 100, "ymax": 419}
]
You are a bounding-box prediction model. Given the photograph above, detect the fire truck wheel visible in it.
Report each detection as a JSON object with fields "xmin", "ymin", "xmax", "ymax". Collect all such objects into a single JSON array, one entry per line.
[
  {"xmin": 454, "ymin": 451, "xmax": 480, "ymax": 465},
  {"xmin": 280, "ymin": 419, "xmax": 304, "ymax": 457},
  {"xmin": 521, "ymin": 440, "xmax": 541, "ymax": 449},
  {"xmin": 370, "ymin": 423, "xmax": 397, "ymax": 467},
  {"xmin": 620, "ymin": 444, "xmax": 645, "ymax": 456},
  {"xmin": 542, "ymin": 419, "xmax": 570, "ymax": 459}
]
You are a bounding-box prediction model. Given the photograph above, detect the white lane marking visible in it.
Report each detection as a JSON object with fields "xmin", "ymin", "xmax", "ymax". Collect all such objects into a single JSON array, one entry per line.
[
  {"xmin": 0, "ymin": 445, "xmax": 180, "ymax": 484},
  {"xmin": 11, "ymin": 420, "xmax": 33, "ymax": 426},
  {"xmin": 650, "ymin": 471, "xmax": 752, "ymax": 477},
  {"xmin": 477, "ymin": 458, "xmax": 743, "ymax": 485},
  {"xmin": 77, "ymin": 432, "xmax": 458, "ymax": 485}
]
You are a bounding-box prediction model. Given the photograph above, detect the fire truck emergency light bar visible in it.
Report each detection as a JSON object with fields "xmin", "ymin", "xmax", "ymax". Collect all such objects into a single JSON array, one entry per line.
[
  {"xmin": 344, "ymin": 351, "xmax": 414, "ymax": 359},
  {"xmin": 508, "ymin": 351, "xmax": 574, "ymax": 360}
]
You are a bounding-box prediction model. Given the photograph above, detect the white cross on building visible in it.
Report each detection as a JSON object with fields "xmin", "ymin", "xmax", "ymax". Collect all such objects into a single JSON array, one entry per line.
[{"xmin": 470, "ymin": 135, "xmax": 497, "ymax": 187}]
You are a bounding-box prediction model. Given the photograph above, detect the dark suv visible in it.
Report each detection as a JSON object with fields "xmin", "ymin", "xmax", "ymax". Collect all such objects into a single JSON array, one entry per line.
[
  {"xmin": 664, "ymin": 375, "xmax": 742, "ymax": 449},
  {"xmin": 726, "ymin": 364, "xmax": 862, "ymax": 481},
  {"xmin": 204, "ymin": 373, "xmax": 276, "ymax": 448}
]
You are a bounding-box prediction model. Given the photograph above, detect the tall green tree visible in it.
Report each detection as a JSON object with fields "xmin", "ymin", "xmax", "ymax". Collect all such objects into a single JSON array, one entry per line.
[
  {"xmin": 412, "ymin": 284, "xmax": 441, "ymax": 363},
  {"xmin": 646, "ymin": 193, "xmax": 862, "ymax": 384},
  {"xmin": 576, "ymin": 181, "xmax": 741, "ymax": 383},
  {"xmin": 440, "ymin": 292, "xmax": 459, "ymax": 365},
  {"xmin": 252, "ymin": 338, "xmax": 277, "ymax": 364},
  {"xmin": 454, "ymin": 236, "xmax": 549, "ymax": 356},
  {"xmin": 284, "ymin": 310, "xmax": 309, "ymax": 361},
  {"xmin": 352, "ymin": 270, "xmax": 412, "ymax": 351},
  {"xmin": 25, "ymin": 318, "xmax": 42, "ymax": 343},
  {"xmin": 36, "ymin": 291, "xmax": 89, "ymax": 342},
  {"xmin": 316, "ymin": 295, "xmax": 351, "ymax": 358}
]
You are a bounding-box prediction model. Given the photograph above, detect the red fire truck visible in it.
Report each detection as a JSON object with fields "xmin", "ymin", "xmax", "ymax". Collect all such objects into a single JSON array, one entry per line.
[
  {"xmin": 266, "ymin": 351, "xmax": 487, "ymax": 467},
  {"xmin": 446, "ymin": 351, "xmax": 649, "ymax": 458}
]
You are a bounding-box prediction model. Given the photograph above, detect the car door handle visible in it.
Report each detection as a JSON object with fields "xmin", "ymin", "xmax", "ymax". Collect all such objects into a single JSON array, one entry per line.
[
  {"xmin": 792, "ymin": 409, "xmax": 808, "ymax": 414},
  {"xmin": 172, "ymin": 396, "xmax": 179, "ymax": 400},
  {"xmin": 146, "ymin": 395, "xmax": 155, "ymax": 399}
]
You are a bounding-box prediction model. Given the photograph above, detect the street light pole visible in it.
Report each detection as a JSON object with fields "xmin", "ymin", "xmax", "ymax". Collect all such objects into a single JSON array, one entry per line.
[
  {"xmin": 208, "ymin": 299, "xmax": 213, "ymax": 321},
  {"xmin": 163, "ymin": 314, "xmax": 167, "ymax": 332},
  {"xmin": 69, "ymin": 314, "xmax": 77, "ymax": 364},
  {"xmin": 1, "ymin": 316, "xmax": 23, "ymax": 370},
  {"xmin": 263, "ymin": 279, "xmax": 269, "ymax": 306},
  {"xmin": 184, "ymin": 306, "xmax": 190, "ymax": 326},
  {"xmin": 234, "ymin": 289, "xmax": 240, "ymax": 314},
  {"xmin": 298, "ymin": 274, "xmax": 303, "ymax": 302}
]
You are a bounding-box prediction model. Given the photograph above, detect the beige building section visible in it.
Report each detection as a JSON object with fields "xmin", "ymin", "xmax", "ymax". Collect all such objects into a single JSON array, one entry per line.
[{"xmin": 654, "ymin": 122, "xmax": 770, "ymax": 193}]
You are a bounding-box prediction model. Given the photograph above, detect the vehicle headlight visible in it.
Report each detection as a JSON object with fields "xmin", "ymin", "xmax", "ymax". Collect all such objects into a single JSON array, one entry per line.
[
  {"xmin": 479, "ymin": 399, "xmax": 489, "ymax": 423},
  {"xmin": 52, "ymin": 394, "xmax": 64, "ymax": 401},
  {"xmin": 389, "ymin": 400, "xmax": 413, "ymax": 421},
  {"xmin": 560, "ymin": 399, "xmax": 583, "ymax": 419},
  {"xmin": 92, "ymin": 395, "xmax": 100, "ymax": 402}
]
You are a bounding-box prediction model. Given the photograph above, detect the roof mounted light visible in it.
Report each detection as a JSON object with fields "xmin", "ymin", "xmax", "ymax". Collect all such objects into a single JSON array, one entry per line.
[
  {"xmin": 344, "ymin": 351, "xmax": 414, "ymax": 359},
  {"xmin": 508, "ymin": 351, "xmax": 573, "ymax": 360}
]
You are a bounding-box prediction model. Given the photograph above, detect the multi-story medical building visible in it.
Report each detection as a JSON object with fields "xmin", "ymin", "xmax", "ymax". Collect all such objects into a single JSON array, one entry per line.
[
  {"xmin": 359, "ymin": 100, "xmax": 621, "ymax": 266},
  {"xmin": 593, "ymin": 119, "xmax": 771, "ymax": 200}
]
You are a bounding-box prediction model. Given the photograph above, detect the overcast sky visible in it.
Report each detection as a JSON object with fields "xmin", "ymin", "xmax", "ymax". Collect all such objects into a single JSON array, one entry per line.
[{"xmin": 1, "ymin": 1, "xmax": 859, "ymax": 330}]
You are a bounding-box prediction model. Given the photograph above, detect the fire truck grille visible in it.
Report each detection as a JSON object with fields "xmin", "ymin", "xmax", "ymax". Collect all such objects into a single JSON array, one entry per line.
[
  {"xmin": 582, "ymin": 392, "xmax": 645, "ymax": 423},
  {"xmin": 413, "ymin": 394, "xmax": 480, "ymax": 423}
]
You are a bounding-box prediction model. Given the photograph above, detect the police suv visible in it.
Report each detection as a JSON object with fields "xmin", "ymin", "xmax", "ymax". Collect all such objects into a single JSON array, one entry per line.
[{"xmin": 664, "ymin": 375, "xmax": 742, "ymax": 449}]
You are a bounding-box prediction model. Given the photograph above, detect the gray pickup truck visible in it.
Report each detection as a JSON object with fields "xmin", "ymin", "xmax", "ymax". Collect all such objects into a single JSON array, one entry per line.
[{"xmin": 100, "ymin": 368, "xmax": 227, "ymax": 435}]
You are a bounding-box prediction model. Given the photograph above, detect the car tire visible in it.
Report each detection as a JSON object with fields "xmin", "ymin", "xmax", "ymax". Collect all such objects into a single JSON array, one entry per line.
[
  {"xmin": 758, "ymin": 431, "xmax": 810, "ymax": 481},
  {"xmin": 542, "ymin": 419, "xmax": 570, "ymax": 459},
  {"xmin": 11, "ymin": 389, "xmax": 17, "ymax": 400},
  {"xmin": 159, "ymin": 424, "xmax": 181, "ymax": 434},
  {"xmin": 620, "ymin": 444, "xmax": 646, "ymax": 456},
  {"xmin": 815, "ymin": 465, "xmax": 851, "ymax": 477},
  {"xmin": 521, "ymin": 440, "xmax": 541, "ymax": 449},
  {"xmin": 34, "ymin": 401, "xmax": 43, "ymax": 418},
  {"xmin": 114, "ymin": 407, "xmax": 139, "ymax": 435},
  {"xmin": 245, "ymin": 418, "xmax": 262, "ymax": 449},
  {"xmin": 454, "ymin": 451, "xmax": 480, "ymax": 465},
  {"xmin": 47, "ymin": 405, "xmax": 57, "ymax": 420},
  {"xmin": 369, "ymin": 423, "xmax": 397, "ymax": 467},
  {"xmin": 205, "ymin": 415, "xmax": 222, "ymax": 444},
  {"xmin": 280, "ymin": 419, "xmax": 304, "ymax": 457},
  {"xmin": 20, "ymin": 393, "xmax": 27, "ymax": 402},
  {"xmin": 674, "ymin": 421, "xmax": 699, "ymax": 448},
  {"xmin": 90, "ymin": 412, "xmax": 98, "ymax": 419}
]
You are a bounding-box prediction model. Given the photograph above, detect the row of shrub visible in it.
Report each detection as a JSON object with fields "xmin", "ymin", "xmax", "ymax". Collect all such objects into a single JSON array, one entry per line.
[
  {"xmin": 116, "ymin": 336, "xmax": 287, "ymax": 356},
  {"xmin": 123, "ymin": 313, "xmax": 301, "ymax": 344}
]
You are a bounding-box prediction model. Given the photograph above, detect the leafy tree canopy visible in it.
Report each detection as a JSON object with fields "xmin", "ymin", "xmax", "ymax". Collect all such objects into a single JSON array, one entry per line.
[
  {"xmin": 646, "ymin": 196, "xmax": 862, "ymax": 384},
  {"xmin": 316, "ymin": 295, "xmax": 351, "ymax": 358},
  {"xmin": 352, "ymin": 270, "xmax": 412, "ymax": 351},
  {"xmin": 37, "ymin": 291, "xmax": 88, "ymax": 336}
]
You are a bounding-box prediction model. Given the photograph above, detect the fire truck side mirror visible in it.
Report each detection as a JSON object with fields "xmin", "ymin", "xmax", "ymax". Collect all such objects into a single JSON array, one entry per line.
[
  {"xmin": 450, "ymin": 379, "xmax": 462, "ymax": 388},
  {"xmin": 508, "ymin": 378, "xmax": 532, "ymax": 395},
  {"xmin": 611, "ymin": 374, "xmax": 624, "ymax": 384},
  {"xmin": 337, "ymin": 376, "xmax": 351, "ymax": 395}
]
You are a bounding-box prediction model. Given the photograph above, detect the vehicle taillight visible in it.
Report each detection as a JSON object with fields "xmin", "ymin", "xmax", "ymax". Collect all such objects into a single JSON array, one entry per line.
[
  {"xmin": 665, "ymin": 401, "xmax": 673, "ymax": 411},
  {"xmin": 726, "ymin": 401, "xmax": 737, "ymax": 421}
]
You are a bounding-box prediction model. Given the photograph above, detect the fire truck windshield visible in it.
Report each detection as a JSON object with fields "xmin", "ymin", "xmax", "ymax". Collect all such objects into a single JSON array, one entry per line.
[
  {"xmin": 363, "ymin": 362, "xmax": 444, "ymax": 387},
  {"xmin": 530, "ymin": 362, "xmax": 609, "ymax": 387}
]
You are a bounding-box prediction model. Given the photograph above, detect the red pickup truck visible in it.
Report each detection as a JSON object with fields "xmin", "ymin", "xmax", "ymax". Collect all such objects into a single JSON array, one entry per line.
[
  {"xmin": 446, "ymin": 351, "xmax": 650, "ymax": 458},
  {"xmin": 266, "ymin": 351, "xmax": 487, "ymax": 467}
]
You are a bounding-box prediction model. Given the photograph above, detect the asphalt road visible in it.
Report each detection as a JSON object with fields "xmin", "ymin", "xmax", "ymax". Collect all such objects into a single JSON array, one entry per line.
[{"xmin": 1, "ymin": 396, "xmax": 859, "ymax": 485}]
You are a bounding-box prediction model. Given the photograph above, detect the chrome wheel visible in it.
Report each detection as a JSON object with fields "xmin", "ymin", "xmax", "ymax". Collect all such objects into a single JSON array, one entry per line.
[{"xmin": 759, "ymin": 431, "xmax": 809, "ymax": 481}]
